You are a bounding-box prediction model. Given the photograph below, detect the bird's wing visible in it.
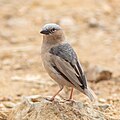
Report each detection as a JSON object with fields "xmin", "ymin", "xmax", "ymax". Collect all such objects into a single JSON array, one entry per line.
[{"xmin": 49, "ymin": 43, "xmax": 87, "ymax": 90}]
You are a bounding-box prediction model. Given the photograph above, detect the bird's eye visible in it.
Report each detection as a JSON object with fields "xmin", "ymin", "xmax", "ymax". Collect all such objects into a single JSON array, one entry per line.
[{"xmin": 52, "ymin": 28, "xmax": 55, "ymax": 31}]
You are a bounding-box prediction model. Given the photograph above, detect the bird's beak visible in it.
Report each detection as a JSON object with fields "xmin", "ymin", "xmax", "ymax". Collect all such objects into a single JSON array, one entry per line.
[{"xmin": 40, "ymin": 30, "xmax": 49, "ymax": 35}]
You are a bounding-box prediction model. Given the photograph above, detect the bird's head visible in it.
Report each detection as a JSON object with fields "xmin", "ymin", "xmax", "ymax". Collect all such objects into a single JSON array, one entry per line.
[
  {"xmin": 40, "ymin": 23, "xmax": 62, "ymax": 35},
  {"xmin": 40, "ymin": 23, "xmax": 65, "ymax": 43}
]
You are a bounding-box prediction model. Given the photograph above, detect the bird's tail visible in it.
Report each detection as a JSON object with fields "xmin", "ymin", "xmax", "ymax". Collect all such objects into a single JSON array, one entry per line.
[{"xmin": 84, "ymin": 87, "xmax": 97, "ymax": 102}]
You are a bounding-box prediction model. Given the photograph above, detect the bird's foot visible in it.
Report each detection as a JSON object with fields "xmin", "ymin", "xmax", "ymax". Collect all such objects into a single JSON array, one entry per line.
[
  {"xmin": 65, "ymin": 99, "xmax": 72, "ymax": 101},
  {"xmin": 59, "ymin": 95, "xmax": 72, "ymax": 101},
  {"xmin": 65, "ymin": 99, "xmax": 75, "ymax": 103},
  {"xmin": 45, "ymin": 97, "xmax": 54, "ymax": 102}
]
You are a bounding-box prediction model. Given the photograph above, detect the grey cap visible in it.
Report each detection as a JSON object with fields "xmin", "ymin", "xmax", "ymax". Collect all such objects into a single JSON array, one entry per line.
[{"xmin": 40, "ymin": 23, "xmax": 62, "ymax": 35}]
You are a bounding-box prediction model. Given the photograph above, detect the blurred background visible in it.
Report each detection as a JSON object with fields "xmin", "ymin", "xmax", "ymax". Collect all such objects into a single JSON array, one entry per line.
[{"xmin": 0, "ymin": 0, "xmax": 120, "ymax": 119}]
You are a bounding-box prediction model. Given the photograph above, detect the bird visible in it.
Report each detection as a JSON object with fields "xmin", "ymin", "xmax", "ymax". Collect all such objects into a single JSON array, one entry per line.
[{"xmin": 40, "ymin": 23, "xmax": 96, "ymax": 102}]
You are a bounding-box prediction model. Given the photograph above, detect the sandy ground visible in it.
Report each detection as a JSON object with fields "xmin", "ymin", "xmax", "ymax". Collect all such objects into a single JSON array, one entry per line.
[{"xmin": 0, "ymin": 0, "xmax": 120, "ymax": 119}]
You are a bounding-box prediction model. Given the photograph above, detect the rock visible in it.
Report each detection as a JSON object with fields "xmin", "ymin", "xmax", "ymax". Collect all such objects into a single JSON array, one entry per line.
[
  {"xmin": 88, "ymin": 18, "xmax": 99, "ymax": 28},
  {"xmin": 8, "ymin": 95, "xmax": 110, "ymax": 120},
  {"xmin": 98, "ymin": 98, "xmax": 107, "ymax": 103},
  {"xmin": 3, "ymin": 102, "xmax": 16, "ymax": 109},
  {"xmin": 98, "ymin": 104, "xmax": 111, "ymax": 111},
  {"xmin": 93, "ymin": 103, "xmax": 111, "ymax": 111},
  {"xmin": 88, "ymin": 18, "xmax": 105, "ymax": 28},
  {"xmin": 86, "ymin": 65, "xmax": 112, "ymax": 83}
]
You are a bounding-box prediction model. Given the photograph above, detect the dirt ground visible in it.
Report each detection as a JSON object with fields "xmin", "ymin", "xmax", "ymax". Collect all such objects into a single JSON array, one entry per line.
[{"xmin": 0, "ymin": 0, "xmax": 120, "ymax": 119}]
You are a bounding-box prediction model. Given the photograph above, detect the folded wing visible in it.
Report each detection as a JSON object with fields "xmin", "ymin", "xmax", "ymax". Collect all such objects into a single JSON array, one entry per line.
[{"xmin": 49, "ymin": 43, "xmax": 88, "ymax": 91}]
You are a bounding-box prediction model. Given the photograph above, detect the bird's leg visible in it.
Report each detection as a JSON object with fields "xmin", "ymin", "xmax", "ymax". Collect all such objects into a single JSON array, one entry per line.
[
  {"xmin": 47, "ymin": 86, "xmax": 64, "ymax": 101},
  {"xmin": 69, "ymin": 87, "xmax": 74, "ymax": 100},
  {"xmin": 66, "ymin": 87, "xmax": 74, "ymax": 101}
]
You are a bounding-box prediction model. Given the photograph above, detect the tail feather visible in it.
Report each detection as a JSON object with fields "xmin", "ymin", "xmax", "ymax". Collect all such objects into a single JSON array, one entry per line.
[{"xmin": 84, "ymin": 87, "xmax": 97, "ymax": 102}]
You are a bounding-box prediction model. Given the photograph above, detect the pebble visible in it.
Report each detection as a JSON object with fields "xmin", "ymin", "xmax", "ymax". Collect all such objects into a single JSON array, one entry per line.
[
  {"xmin": 99, "ymin": 98, "xmax": 107, "ymax": 103},
  {"xmin": 88, "ymin": 18, "xmax": 98, "ymax": 28},
  {"xmin": 98, "ymin": 104, "xmax": 111, "ymax": 110},
  {"xmin": 3, "ymin": 102, "xmax": 15, "ymax": 108}
]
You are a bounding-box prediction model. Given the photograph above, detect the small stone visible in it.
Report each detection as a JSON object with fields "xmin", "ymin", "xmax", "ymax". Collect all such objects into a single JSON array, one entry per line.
[
  {"xmin": 98, "ymin": 104, "xmax": 111, "ymax": 110},
  {"xmin": 88, "ymin": 18, "xmax": 98, "ymax": 28},
  {"xmin": 3, "ymin": 102, "xmax": 15, "ymax": 108},
  {"xmin": 88, "ymin": 18, "xmax": 105, "ymax": 28},
  {"xmin": 99, "ymin": 98, "xmax": 107, "ymax": 103}
]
